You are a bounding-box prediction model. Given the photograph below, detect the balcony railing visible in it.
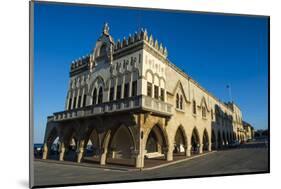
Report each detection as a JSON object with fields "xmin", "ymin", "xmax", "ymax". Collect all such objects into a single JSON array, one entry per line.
[{"xmin": 52, "ymin": 95, "xmax": 173, "ymax": 122}]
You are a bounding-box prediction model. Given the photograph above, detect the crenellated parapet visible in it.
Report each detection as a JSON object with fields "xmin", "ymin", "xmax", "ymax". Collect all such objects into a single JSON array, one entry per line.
[
  {"xmin": 70, "ymin": 55, "xmax": 90, "ymax": 76},
  {"xmin": 114, "ymin": 28, "xmax": 168, "ymax": 58}
]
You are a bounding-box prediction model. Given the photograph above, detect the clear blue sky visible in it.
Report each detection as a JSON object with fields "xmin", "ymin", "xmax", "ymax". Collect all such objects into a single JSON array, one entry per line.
[{"xmin": 34, "ymin": 2, "xmax": 269, "ymax": 143}]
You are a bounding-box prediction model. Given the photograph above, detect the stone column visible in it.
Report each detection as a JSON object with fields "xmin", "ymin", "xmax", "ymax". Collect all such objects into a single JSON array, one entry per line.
[
  {"xmin": 76, "ymin": 140, "xmax": 85, "ymax": 163},
  {"xmin": 185, "ymin": 145, "xmax": 191, "ymax": 157},
  {"xmin": 198, "ymin": 144, "xmax": 203, "ymax": 154},
  {"xmin": 59, "ymin": 142, "xmax": 65, "ymax": 161},
  {"xmin": 100, "ymin": 148, "xmax": 107, "ymax": 165},
  {"xmin": 42, "ymin": 143, "xmax": 48, "ymax": 160},
  {"xmin": 208, "ymin": 143, "xmax": 212, "ymax": 152},
  {"xmin": 134, "ymin": 150, "xmax": 145, "ymax": 168},
  {"xmin": 165, "ymin": 146, "xmax": 173, "ymax": 161}
]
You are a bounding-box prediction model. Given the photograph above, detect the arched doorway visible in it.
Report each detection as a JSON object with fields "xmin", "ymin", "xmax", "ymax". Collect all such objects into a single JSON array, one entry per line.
[
  {"xmin": 145, "ymin": 124, "xmax": 168, "ymax": 158},
  {"xmin": 211, "ymin": 129, "xmax": 216, "ymax": 150},
  {"xmin": 202, "ymin": 129, "xmax": 209, "ymax": 151},
  {"xmin": 108, "ymin": 125, "xmax": 135, "ymax": 160},
  {"xmin": 191, "ymin": 127, "xmax": 200, "ymax": 154},
  {"xmin": 45, "ymin": 128, "xmax": 60, "ymax": 160},
  {"xmin": 173, "ymin": 126, "xmax": 187, "ymax": 156},
  {"xmin": 84, "ymin": 129, "xmax": 100, "ymax": 162},
  {"xmin": 64, "ymin": 135, "xmax": 77, "ymax": 161}
]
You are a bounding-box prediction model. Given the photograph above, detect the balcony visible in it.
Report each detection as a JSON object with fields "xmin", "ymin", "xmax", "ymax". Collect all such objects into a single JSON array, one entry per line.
[{"xmin": 51, "ymin": 95, "xmax": 173, "ymax": 122}]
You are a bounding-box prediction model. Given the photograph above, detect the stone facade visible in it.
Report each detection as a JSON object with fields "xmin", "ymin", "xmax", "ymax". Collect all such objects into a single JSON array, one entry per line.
[{"xmin": 42, "ymin": 23, "xmax": 250, "ymax": 168}]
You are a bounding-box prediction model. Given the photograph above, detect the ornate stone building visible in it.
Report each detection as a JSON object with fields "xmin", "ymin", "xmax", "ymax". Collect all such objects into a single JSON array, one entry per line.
[{"xmin": 42, "ymin": 23, "xmax": 248, "ymax": 168}]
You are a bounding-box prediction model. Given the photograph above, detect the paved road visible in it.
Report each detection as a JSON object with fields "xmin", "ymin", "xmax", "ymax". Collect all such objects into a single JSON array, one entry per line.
[{"xmin": 33, "ymin": 141, "xmax": 268, "ymax": 187}]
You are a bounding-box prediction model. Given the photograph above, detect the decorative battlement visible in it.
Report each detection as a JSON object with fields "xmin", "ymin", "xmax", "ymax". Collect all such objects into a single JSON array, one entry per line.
[
  {"xmin": 114, "ymin": 28, "xmax": 168, "ymax": 58},
  {"xmin": 69, "ymin": 24, "xmax": 169, "ymax": 77},
  {"xmin": 69, "ymin": 55, "xmax": 91, "ymax": 76},
  {"xmin": 70, "ymin": 55, "xmax": 90, "ymax": 70}
]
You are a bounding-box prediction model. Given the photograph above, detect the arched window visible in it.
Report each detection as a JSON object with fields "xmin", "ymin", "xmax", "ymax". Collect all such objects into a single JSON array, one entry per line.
[
  {"xmin": 180, "ymin": 95, "xmax": 183, "ymax": 110},
  {"xmin": 92, "ymin": 88, "xmax": 97, "ymax": 105},
  {"xmin": 193, "ymin": 100, "xmax": 197, "ymax": 114},
  {"xmin": 202, "ymin": 106, "xmax": 206, "ymax": 118},
  {"xmin": 211, "ymin": 109, "xmax": 213, "ymax": 120},
  {"xmin": 98, "ymin": 87, "xmax": 103, "ymax": 104},
  {"xmin": 176, "ymin": 94, "xmax": 179, "ymax": 109}
]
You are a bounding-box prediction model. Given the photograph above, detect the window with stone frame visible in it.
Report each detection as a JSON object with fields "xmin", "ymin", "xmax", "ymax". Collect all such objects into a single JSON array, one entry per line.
[
  {"xmin": 68, "ymin": 98, "xmax": 72, "ymax": 110},
  {"xmin": 176, "ymin": 94, "xmax": 179, "ymax": 109},
  {"xmin": 78, "ymin": 95, "xmax": 82, "ymax": 108},
  {"xmin": 154, "ymin": 85, "xmax": 159, "ymax": 99},
  {"xmin": 124, "ymin": 83, "xmax": 130, "ymax": 98},
  {"xmin": 160, "ymin": 88, "xmax": 165, "ymax": 101},
  {"xmin": 98, "ymin": 87, "xmax": 103, "ymax": 104},
  {"xmin": 73, "ymin": 96, "xmax": 77, "ymax": 109},
  {"xmin": 147, "ymin": 82, "xmax": 152, "ymax": 97},
  {"xmin": 192, "ymin": 100, "xmax": 197, "ymax": 114},
  {"xmin": 92, "ymin": 88, "xmax": 97, "ymax": 105},
  {"xmin": 116, "ymin": 85, "xmax": 122, "ymax": 100},
  {"xmin": 180, "ymin": 95, "xmax": 183, "ymax": 109},
  {"xmin": 132, "ymin": 80, "xmax": 137, "ymax": 97},
  {"xmin": 83, "ymin": 94, "xmax": 87, "ymax": 107},
  {"xmin": 109, "ymin": 87, "xmax": 114, "ymax": 101},
  {"xmin": 211, "ymin": 109, "xmax": 214, "ymax": 120},
  {"xmin": 202, "ymin": 106, "xmax": 207, "ymax": 118}
]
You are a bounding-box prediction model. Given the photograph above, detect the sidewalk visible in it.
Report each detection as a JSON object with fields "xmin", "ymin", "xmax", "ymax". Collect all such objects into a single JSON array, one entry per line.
[{"xmin": 35, "ymin": 151, "xmax": 216, "ymax": 172}]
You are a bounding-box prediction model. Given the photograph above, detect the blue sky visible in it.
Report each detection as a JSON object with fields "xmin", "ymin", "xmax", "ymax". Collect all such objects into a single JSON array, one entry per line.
[{"xmin": 34, "ymin": 2, "xmax": 269, "ymax": 143}]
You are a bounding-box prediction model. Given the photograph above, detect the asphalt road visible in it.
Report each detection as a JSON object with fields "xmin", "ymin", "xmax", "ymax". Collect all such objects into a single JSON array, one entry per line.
[{"xmin": 33, "ymin": 141, "xmax": 268, "ymax": 187}]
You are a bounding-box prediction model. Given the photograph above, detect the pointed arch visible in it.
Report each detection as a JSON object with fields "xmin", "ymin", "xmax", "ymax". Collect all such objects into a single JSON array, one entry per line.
[
  {"xmin": 202, "ymin": 129, "xmax": 210, "ymax": 151},
  {"xmin": 89, "ymin": 75, "xmax": 105, "ymax": 96},
  {"xmin": 98, "ymin": 86, "xmax": 103, "ymax": 104},
  {"xmin": 144, "ymin": 124, "xmax": 169, "ymax": 155},
  {"xmin": 211, "ymin": 129, "xmax": 216, "ymax": 150},
  {"xmin": 108, "ymin": 125, "xmax": 136, "ymax": 159},
  {"xmin": 92, "ymin": 88, "xmax": 97, "ymax": 105},
  {"xmin": 172, "ymin": 80, "xmax": 188, "ymax": 102},
  {"xmin": 173, "ymin": 125, "xmax": 188, "ymax": 155},
  {"xmin": 200, "ymin": 96, "xmax": 209, "ymax": 111},
  {"xmin": 84, "ymin": 129, "xmax": 100, "ymax": 158},
  {"xmin": 191, "ymin": 127, "xmax": 200, "ymax": 154}
]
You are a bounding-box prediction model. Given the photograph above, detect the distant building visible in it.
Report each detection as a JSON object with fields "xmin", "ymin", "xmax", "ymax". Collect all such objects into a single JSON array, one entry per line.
[
  {"xmin": 243, "ymin": 121, "xmax": 255, "ymax": 140},
  {"xmin": 42, "ymin": 23, "xmax": 250, "ymax": 168}
]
